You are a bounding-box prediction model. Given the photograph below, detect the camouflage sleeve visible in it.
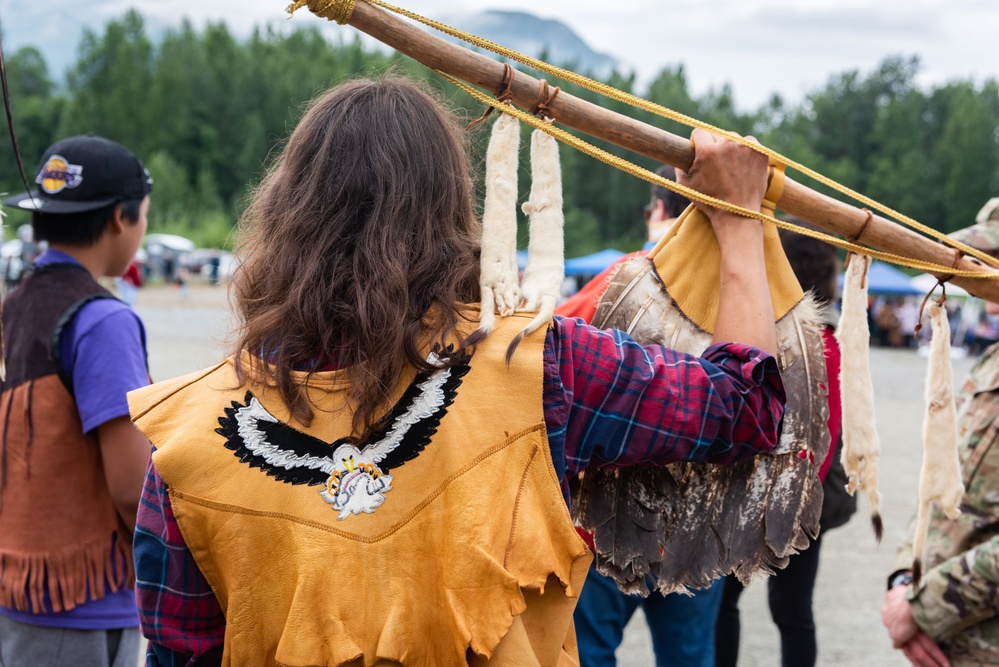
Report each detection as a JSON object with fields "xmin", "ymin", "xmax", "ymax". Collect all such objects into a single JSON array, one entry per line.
[
  {"xmin": 907, "ymin": 534, "xmax": 999, "ymax": 641},
  {"xmin": 892, "ymin": 514, "xmax": 918, "ymax": 574},
  {"xmin": 900, "ymin": 347, "xmax": 999, "ymax": 641}
]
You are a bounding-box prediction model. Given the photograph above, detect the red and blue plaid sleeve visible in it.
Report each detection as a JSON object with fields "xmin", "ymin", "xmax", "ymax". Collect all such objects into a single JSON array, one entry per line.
[
  {"xmin": 543, "ymin": 315, "xmax": 785, "ymax": 500},
  {"xmin": 135, "ymin": 457, "xmax": 225, "ymax": 666}
]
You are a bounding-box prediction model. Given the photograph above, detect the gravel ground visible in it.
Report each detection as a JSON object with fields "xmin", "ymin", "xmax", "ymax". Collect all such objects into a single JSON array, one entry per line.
[{"xmin": 134, "ymin": 284, "xmax": 966, "ymax": 667}]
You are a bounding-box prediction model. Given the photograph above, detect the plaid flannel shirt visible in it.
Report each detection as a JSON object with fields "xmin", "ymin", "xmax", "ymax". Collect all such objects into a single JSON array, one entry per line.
[{"xmin": 135, "ymin": 316, "xmax": 784, "ymax": 665}]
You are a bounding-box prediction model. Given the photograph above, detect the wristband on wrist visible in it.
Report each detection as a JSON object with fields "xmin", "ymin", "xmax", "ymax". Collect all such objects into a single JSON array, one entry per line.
[{"xmin": 889, "ymin": 571, "xmax": 914, "ymax": 590}]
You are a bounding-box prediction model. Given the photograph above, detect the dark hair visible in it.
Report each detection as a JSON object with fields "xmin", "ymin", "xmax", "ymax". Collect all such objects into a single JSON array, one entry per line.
[
  {"xmin": 650, "ymin": 165, "xmax": 691, "ymax": 219},
  {"xmin": 778, "ymin": 217, "xmax": 839, "ymax": 305},
  {"xmin": 232, "ymin": 75, "xmax": 481, "ymax": 431},
  {"xmin": 32, "ymin": 199, "xmax": 143, "ymax": 246}
]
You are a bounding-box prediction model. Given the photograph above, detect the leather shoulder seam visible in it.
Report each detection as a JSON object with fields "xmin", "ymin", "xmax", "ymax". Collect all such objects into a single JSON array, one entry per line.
[{"xmin": 129, "ymin": 362, "xmax": 228, "ymax": 422}]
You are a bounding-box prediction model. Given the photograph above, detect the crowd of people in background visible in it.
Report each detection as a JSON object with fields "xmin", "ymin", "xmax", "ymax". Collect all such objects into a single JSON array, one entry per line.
[
  {"xmin": 1, "ymin": 225, "xmax": 230, "ymax": 305},
  {"xmin": 870, "ymin": 296, "xmax": 999, "ymax": 354}
]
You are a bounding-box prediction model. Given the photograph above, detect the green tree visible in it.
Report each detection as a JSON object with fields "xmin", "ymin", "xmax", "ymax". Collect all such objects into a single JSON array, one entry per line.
[
  {"xmin": 799, "ymin": 56, "xmax": 922, "ymax": 193},
  {"xmin": 58, "ymin": 10, "xmax": 154, "ymax": 156},
  {"xmin": 145, "ymin": 150, "xmax": 194, "ymax": 229},
  {"xmin": 6, "ymin": 47, "xmax": 53, "ymax": 98},
  {"xmin": 5, "ymin": 10, "xmax": 997, "ymax": 251},
  {"xmin": 864, "ymin": 85, "xmax": 935, "ymax": 223},
  {"xmin": 0, "ymin": 48, "xmax": 62, "ymax": 193},
  {"xmin": 933, "ymin": 82, "xmax": 999, "ymax": 231}
]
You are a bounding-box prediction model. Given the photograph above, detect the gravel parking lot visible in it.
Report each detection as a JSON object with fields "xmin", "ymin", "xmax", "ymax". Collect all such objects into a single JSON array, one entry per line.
[{"xmin": 135, "ymin": 285, "xmax": 965, "ymax": 666}]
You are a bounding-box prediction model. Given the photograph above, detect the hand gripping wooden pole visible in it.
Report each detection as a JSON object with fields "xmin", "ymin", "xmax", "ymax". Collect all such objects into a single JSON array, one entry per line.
[{"xmin": 303, "ymin": 0, "xmax": 999, "ymax": 302}]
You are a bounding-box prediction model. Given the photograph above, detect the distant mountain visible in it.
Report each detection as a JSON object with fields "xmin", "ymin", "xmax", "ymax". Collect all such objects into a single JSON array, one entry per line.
[
  {"xmin": 444, "ymin": 11, "xmax": 617, "ymax": 78},
  {"xmin": 1, "ymin": 5, "xmax": 618, "ymax": 85},
  {"xmin": 1, "ymin": 3, "xmax": 106, "ymax": 81}
]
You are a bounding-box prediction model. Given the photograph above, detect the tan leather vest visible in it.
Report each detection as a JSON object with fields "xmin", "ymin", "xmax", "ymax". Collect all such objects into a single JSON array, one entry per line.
[{"xmin": 130, "ymin": 314, "xmax": 591, "ymax": 667}]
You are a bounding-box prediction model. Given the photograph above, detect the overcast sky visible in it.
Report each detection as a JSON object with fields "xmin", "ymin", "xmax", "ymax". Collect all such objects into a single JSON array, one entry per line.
[{"xmin": 7, "ymin": 0, "xmax": 998, "ymax": 110}]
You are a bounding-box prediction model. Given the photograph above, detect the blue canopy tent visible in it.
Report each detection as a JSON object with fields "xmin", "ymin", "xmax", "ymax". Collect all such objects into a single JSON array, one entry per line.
[
  {"xmin": 564, "ymin": 249, "xmax": 627, "ymax": 277},
  {"xmin": 517, "ymin": 248, "xmax": 627, "ymax": 277},
  {"xmin": 837, "ymin": 261, "xmax": 923, "ymax": 295},
  {"xmin": 516, "ymin": 249, "xmax": 529, "ymax": 271}
]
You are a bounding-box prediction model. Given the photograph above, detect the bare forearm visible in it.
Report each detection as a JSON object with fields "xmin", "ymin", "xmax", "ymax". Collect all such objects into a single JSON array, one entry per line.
[
  {"xmin": 98, "ymin": 416, "xmax": 150, "ymax": 533},
  {"xmin": 711, "ymin": 215, "xmax": 778, "ymax": 356},
  {"xmin": 674, "ymin": 128, "xmax": 775, "ymax": 356},
  {"xmin": 111, "ymin": 493, "xmax": 139, "ymax": 533}
]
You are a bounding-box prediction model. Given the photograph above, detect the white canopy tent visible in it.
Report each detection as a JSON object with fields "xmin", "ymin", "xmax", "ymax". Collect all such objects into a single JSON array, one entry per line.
[{"xmin": 910, "ymin": 273, "xmax": 970, "ymax": 298}]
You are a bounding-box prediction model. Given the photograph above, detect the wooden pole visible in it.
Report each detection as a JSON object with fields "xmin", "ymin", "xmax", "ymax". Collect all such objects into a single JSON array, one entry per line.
[{"xmin": 342, "ymin": 0, "xmax": 999, "ymax": 301}]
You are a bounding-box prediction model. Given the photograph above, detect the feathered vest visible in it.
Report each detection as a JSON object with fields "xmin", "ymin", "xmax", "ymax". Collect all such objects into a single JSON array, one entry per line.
[
  {"xmin": 129, "ymin": 314, "xmax": 591, "ymax": 667},
  {"xmin": 0, "ymin": 263, "xmax": 135, "ymax": 613}
]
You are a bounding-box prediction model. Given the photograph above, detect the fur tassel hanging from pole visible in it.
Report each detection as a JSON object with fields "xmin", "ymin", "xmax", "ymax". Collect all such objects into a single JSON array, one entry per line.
[
  {"xmin": 477, "ymin": 107, "xmax": 521, "ymax": 334},
  {"xmin": 506, "ymin": 126, "xmax": 564, "ymax": 362},
  {"xmin": 911, "ymin": 297, "xmax": 964, "ymax": 585},
  {"xmin": 835, "ymin": 254, "xmax": 884, "ymax": 540}
]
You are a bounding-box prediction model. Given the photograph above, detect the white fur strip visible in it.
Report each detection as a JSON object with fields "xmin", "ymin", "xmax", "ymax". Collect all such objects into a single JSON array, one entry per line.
[
  {"xmin": 835, "ymin": 255, "xmax": 883, "ymax": 536},
  {"xmin": 478, "ymin": 110, "xmax": 522, "ymax": 333},
  {"xmin": 517, "ymin": 128, "xmax": 564, "ymax": 337},
  {"xmin": 912, "ymin": 299, "xmax": 964, "ymax": 580}
]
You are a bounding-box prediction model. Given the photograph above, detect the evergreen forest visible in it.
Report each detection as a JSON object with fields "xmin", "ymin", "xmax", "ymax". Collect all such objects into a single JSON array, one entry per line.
[{"xmin": 2, "ymin": 10, "xmax": 997, "ymax": 255}]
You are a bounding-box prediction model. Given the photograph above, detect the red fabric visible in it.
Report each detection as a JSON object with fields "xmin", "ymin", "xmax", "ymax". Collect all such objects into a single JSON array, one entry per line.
[
  {"xmin": 817, "ymin": 325, "xmax": 842, "ymax": 482},
  {"xmin": 123, "ymin": 262, "xmax": 143, "ymax": 287}
]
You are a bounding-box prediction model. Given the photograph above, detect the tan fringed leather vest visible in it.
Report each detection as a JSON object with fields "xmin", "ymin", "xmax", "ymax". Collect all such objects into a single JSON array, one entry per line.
[
  {"xmin": 0, "ymin": 263, "xmax": 135, "ymax": 613},
  {"xmin": 129, "ymin": 314, "xmax": 591, "ymax": 667}
]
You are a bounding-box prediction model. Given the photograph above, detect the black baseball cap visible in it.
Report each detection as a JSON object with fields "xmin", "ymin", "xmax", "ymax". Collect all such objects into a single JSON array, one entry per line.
[{"xmin": 4, "ymin": 134, "xmax": 152, "ymax": 214}]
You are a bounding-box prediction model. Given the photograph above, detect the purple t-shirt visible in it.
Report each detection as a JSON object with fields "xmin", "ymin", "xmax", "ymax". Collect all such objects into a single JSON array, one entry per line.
[{"xmin": 0, "ymin": 249, "xmax": 147, "ymax": 629}]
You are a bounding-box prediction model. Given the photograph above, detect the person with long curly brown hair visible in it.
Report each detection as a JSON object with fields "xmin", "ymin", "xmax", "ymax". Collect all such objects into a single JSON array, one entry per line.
[{"xmin": 128, "ymin": 75, "xmax": 786, "ymax": 667}]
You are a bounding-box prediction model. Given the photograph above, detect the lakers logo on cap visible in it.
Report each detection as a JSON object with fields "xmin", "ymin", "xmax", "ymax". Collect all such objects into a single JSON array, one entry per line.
[{"xmin": 35, "ymin": 155, "xmax": 84, "ymax": 194}]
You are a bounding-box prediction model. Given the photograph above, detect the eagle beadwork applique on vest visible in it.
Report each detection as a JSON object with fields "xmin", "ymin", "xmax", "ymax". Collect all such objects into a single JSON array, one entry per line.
[{"xmin": 214, "ymin": 353, "xmax": 471, "ymax": 520}]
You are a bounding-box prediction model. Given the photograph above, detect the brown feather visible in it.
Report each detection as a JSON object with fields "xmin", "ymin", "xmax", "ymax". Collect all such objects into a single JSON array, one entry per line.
[
  {"xmin": 573, "ymin": 466, "xmax": 679, "ymax": 595},
  {"xmin": 657, "ymin": 464, "xmax": 730, "ymax": 593},
  {"xmin": 576, "ymin": 259, "xmax": 828, "ymax": 595}
]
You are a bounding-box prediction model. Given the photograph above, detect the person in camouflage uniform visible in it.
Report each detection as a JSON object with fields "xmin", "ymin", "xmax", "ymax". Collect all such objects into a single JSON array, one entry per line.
[{"xmin": 882, "ymin": 197, "xmax": 999, "ymax": 667}]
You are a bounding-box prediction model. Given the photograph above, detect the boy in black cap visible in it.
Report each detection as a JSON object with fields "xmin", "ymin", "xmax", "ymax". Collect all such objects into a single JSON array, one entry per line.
[{"xmin": 0, "ymin": 134, "xmax": 152, "ymax": 666}]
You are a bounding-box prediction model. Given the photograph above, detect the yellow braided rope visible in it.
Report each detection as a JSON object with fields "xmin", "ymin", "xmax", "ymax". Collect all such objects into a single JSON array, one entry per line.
[
  {"xmin": 287, "ymin": 0, "xmax": 355, "ymax": 24},
  {"xmin": 288, "ymin": 0, "xmax": 999, "ymax": 279},
  {"xmin": 360, "ymin": 0, "xmax": 999, "ymax": 272},
  {"xmin": 443, "ymin": 74, "xmax": 998, "ymax": 279}
]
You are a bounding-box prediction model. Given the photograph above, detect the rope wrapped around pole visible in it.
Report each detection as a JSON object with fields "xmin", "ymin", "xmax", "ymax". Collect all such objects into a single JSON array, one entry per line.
[
  {"xmin": 289, "ymin": 0, "xmax": 999, "ymax": 302},
  {"xmin": 287, "ymin": 0, "xmax": 355, "ymax": 25}
]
